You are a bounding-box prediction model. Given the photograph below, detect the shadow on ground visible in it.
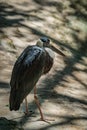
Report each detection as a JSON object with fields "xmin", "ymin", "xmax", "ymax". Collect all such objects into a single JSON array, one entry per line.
[
  {"xmin": 0, "ymin": 0, "xmax": 87, "ymax": 129},
  {"xmin": 0, "ymin": 117, "xmax": 23, "ymax": 130}
]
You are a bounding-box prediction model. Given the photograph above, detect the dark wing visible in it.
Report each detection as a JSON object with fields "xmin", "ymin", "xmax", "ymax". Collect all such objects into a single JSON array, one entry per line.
[{"xmin": 9, "ymin": 45, "xmax": 46, "ymax": 111}]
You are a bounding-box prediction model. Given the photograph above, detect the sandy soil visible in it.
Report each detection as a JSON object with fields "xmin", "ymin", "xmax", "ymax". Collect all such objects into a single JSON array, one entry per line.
[{"xmin": 0, "ymin": 0, "xmax": 87, "ymax": 129}]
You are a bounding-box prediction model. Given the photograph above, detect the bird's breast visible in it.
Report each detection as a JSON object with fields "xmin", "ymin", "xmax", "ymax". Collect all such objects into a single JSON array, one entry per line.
[{"xmin": 43, "ymin": 48, "xmax": 54, "ymax": 74}]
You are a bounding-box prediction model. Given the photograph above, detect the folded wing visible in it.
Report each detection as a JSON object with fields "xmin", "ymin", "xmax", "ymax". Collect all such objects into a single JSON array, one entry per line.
[{"xmin": 9, "ymin": 46, "xmax": 45, "ymax": 111}]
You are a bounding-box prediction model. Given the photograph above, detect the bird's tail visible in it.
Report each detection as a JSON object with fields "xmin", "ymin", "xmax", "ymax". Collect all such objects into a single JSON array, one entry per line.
[{"xmin": 9, "ymin": 88, "xmax": 21, "ymax": 111}]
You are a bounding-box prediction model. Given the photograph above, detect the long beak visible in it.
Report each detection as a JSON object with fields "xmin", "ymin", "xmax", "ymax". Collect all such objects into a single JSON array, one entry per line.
[{"xmin": 50, "ymin": 44, "xmax": 65, "ymax": 57}]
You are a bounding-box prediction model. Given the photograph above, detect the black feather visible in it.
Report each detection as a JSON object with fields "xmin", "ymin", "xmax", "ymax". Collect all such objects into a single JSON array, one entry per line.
[{"xmin": 9, "ymin": 46, "xmax": 46, "ymax": 111}]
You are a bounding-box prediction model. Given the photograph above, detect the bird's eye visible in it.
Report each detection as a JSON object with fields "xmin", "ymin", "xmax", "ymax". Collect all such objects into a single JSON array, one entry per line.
[{"xmin": 47, "ymin": 39, "xmax": 50, "ymax": 43}]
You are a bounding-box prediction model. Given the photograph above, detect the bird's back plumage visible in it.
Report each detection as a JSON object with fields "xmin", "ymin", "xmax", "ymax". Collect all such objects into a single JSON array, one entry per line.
[
  {"xmin": 9, "ymin": 44, "xmax": 54, "ymax": 111},
  {"xmin": 9, "ymin": 46, "xmax": 46, "ymax": 111}
]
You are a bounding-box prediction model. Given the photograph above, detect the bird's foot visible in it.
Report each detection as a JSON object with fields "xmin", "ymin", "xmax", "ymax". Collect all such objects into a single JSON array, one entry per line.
[
  {"xmin": 38, "ymin": 117, "xmax": 55, "ymax": 124},
  {"xmin": 24, "ymin": 110, "xmax": 34, "ymax": 117}
]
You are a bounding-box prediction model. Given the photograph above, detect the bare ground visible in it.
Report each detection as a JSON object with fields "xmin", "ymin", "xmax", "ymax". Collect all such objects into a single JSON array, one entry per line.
[{"xmin": 0, "ymin": 0, "xmax": 87, "ymax": 130}]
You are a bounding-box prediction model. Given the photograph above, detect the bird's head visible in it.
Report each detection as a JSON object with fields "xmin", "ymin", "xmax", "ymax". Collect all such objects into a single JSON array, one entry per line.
[
  {"xmin": 36, "ymin": 37, "xmax": 50, "ymax": 48},
  {"xmin": 36, "ymin": 37, "xmax": 65, "ymax": 57}
]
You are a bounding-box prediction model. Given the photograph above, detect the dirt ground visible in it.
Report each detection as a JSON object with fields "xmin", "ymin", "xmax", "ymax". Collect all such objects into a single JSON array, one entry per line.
[{"xmin": 0, "ymin": 0, "xmax": 87, "ymax": 129}]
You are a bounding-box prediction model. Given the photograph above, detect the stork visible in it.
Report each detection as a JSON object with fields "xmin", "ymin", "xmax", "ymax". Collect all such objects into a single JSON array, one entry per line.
[{"xmin": 9, "ymin": 37, "xmax": 65, "ymax": 121}]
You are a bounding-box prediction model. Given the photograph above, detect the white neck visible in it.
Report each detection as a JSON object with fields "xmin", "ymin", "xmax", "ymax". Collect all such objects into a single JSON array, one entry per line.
[{"xmin": 45, "ymin": 47, "xmax": 55, "ymax": 59}]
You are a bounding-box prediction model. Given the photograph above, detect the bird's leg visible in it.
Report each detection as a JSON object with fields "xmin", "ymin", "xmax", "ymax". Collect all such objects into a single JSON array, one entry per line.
[
  {"xmin": 24, "ymin": 97, "xmax": 29, "ymax": 115},
  {"xmin": 34, "ymin": 85, "xmax": 45, "ymax": 121},
  {"xmin": 24, "ymin": 97, "xmax": 34, "ymax": 116},
  {"xmin": 25, "ymin": 97, "xmax": 29, "ymax": 115},
  {"xmin": 34, "ymin": 86, "xmax": 55, "ymax": 123}
]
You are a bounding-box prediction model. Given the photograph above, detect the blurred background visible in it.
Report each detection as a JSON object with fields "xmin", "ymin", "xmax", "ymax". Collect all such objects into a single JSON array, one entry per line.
[{"xmin": 0, "ymin": 0, "xmax": 87, "ymax": 130}]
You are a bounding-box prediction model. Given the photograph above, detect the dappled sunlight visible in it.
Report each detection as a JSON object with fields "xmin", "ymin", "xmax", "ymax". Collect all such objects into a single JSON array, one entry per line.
[{"xmin": 0, "ymin": 0, "xmax": 87, "ymax": 129}]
